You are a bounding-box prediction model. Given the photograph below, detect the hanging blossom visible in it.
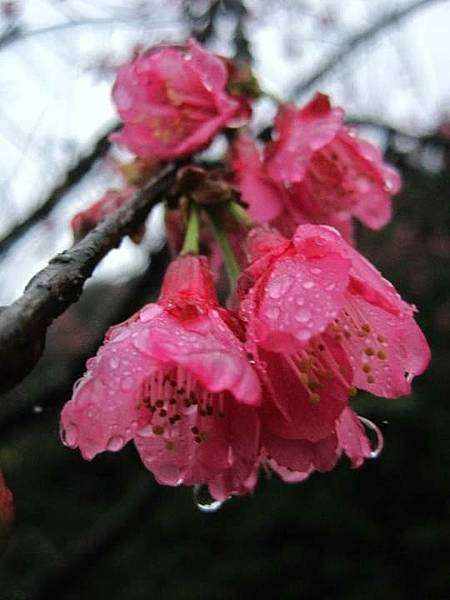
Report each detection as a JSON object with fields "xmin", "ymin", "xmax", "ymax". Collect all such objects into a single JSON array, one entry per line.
[
  {"xmin": 232, "ymin": 93, "xmax": 401, "ymax": 242},
  {"xmin": 230, "ymin": 224, "xmax": 430, "ymax": 485},
  {"xmin": 239, "ymin": 224, "xmax": 430, "ymax": 401},
  {"xmin": 60, "ymin": 255, "xmax": 262, "ymax": 497},
  {"xmin": 111, "ymin": 38, "xmax": 250, "ymax": 160},
  {"xmin": 0, "ymin": 470, "xmax": 14, "ymax": 528}
]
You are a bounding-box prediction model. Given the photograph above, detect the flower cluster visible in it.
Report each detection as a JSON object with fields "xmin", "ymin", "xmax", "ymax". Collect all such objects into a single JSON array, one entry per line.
[
  {"xmin": 232, "ymin": 93, "xmax": 401, "ymax": 242},
  {"xmin": 62, "ymin": 40, "xmax": 430, "ymax": 504}
]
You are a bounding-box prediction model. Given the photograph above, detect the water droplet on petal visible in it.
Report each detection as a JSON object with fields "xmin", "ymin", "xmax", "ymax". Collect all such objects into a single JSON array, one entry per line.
[
  {"xmin": 121, "ymin": 375, "xmax": 135, "ymax": 392},
  {"xmin": 106, "ymin": 435, "xmax": 125, "ymax": 452},
  {"xmin": 268, "ymin": 276, "xmax": 292, "ymax": 299},
  {"xmin": 265, "ymin": 306, "xmax": 280, "ymax": 320},
  {"xmin": 295, "ymin": 309, "xmax": 311, "ymax": 324},
  {"xmin": 155, "ymin": 463, "xmax": 182, "ymax": 486},
  {"xmin": 137, "ymin": 424, "xmax": 154, "ymax": 438},
  {"xmin": 61, "ymin": 423, "xmax": 78, "ymax": 448},
  {"xmin": 358, "ymin": 416, "xmax": 384, "ymax": 458},
  {"xmin": 302, "ymin": 280, "xmax": 314, "ymax": 289},
  {"xmin": 311, "ymin": 267, "xmax": 322, "ymax": 275},
  {"xmin": 109, "ymin": 357, "xmax": 119, "ymax": 370},
  {"xmin": 193, "ymin": 484, "xmax": 224, "ymax": 513}
]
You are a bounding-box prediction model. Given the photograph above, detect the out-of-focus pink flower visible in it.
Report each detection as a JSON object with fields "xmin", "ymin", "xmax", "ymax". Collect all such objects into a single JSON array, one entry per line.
[
  {"xmin": 231, "ymin": 133, "xmax": 284, "ymax": 223},
  {"xmin": 111, "ymin": 39, "xmax": 249, "ymax": 160},
  {"xmin": 232, "ymin": 94, "xmax": 401, "ymax": 241},
  {"xmin": 239, "ymin": 224, "xmax": 430, "ymax": 404},
  {"xmin": 0, "ymin": 470, "xmax": 14, "ymax": 528},
  {"xmin": 267, "ymin": 95, "xmax": 401, "ymax": 234},
  {"xmin": 71, "ymin": 187, "xmax": 136, "ymax": 240},
  {"xmin": 61, "ymin": 255, "xmax": 261, "ymax": 496}
]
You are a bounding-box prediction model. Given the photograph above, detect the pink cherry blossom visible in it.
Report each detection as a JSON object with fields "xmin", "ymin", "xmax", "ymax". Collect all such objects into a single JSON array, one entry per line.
[
  {"xmin": 111, "ymin": 39, "xmax": 249, "ymax": 160},
  {"xmin": 60, "ymin": 255, "xmax": 261, "ymax": 495},
  {"xmin": 261, "ymin": 406, "xmax": 380, "ymax": 485},
  {"xmin": 239, "ymin": 224, "xmax": 430, "ymax": 405},
  {"xmin": 0, "ymin": 470, "xmax": 14, "ymax": 528},
  {"xmin": 71, "ymin": 187, "xmax": 136, "ymax": 239},
  {"xmin": 232, "ymin": 94, "xmax": 401, "ymax": 241},
  {"xmin": 267, "ymin": 94, "xmax": 401, "ymax": 234}
]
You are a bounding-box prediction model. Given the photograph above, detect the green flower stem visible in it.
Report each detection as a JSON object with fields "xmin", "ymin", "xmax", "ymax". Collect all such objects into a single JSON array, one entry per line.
[
  {"xmin": 227, "ymin": 201, "xmax": 254, "ymax": 227},
  {"xmin": 207, "ymin": 211, "xmax": 240, "ymax": 287},
  {"xmin": 262, "ymin": 88, "xmax": 283, "ymax": 105},
  {"xmin": 180, "ymin": 202, "xmax": 200, "ymax": 255}
]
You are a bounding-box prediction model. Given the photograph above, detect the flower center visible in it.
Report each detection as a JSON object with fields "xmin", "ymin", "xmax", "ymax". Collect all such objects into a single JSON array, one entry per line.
[{"xmin": 137, "ymin": 366, "xmax": 226, "ymax": 448}]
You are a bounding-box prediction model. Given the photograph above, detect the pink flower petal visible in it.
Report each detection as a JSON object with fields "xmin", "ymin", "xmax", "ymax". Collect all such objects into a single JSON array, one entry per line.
[
  {"xmin": 254, "ymin": 250, "xmax": 350, "ymax": 351},
  {"xmin": 266, "ymin": 95, "xmax": 344, "ymax": 183},
  {"xmin": 61, "ymin": 317, "xmax": 161, "ymax": 460},
  {"xmin": 335, "ymin": 407, "xmax": 377, "ymax": 468},
  {"xmin": 132, "ymin": 310, "xmax": 261, "ymax": 405},
  {"xmin": 334, "ymin": 294, "xmax": 430, "ymax": 397},
  {"xmin": 259, "ymin": 346, "xmax": 351, "ymax": 442}
]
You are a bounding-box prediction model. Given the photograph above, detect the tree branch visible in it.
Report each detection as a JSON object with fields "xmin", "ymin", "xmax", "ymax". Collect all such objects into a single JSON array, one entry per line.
[
  {"xmin": 0, "ymin": 123, "xmax": 118, "ymax": 255},
  {"xmin": 291, "ymin": 0, "xmax": 443, "ymax": 98},
  {"xmin": 0, "ymin": 245, "xmax": 171, "ymax": 438},
  {"xmin": 0, "ymin": 16, "xmax": 180, "ymax": 52},
  {"xmin": 0, "ymin": 163, "xmax": 177, "ymax": 393}
]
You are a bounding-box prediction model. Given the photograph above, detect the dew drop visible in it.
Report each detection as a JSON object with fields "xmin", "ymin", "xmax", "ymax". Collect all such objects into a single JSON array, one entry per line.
[
  {"xmin": 106, "ymin": 435, "xmax": 125, "ymax": 452},
  {"xmin": 358, "ymin": 416, "xmax": 384, "ymax": 458},
  {"xmin": 137, "ymin": 424, "xmax": 154, "ymax": 438},
  {"xmin": 33, "ymin": 405, "xmax": 43, "ymax": 414},
  {"xmin": 302, "ymin": 280, "xmax": 314, "ymax": 289},
  {"xmin": 153, "ymin": 463, "xmax": 182, "ymax": 485},
  {"xmin": 193, "ymin": 484, "xmax": 224, "ymax": 513},
  {"xmin": 311, "ymin": 267, "xmax": 322, "ymax": 275},
  {"xmin": 121, "ymin": 375, "xmax": 135, "ymax": 392},
  {"xmin": 268, "ymin": 276, "xmax": 292, "ymax": 299},
  {"xmin": 325, "ymin": 282, "xmax": 336, "ymax": 291},
  {"xmin": 61, "ymin": 423, "xmax": 78, "ymax": 448},
  {"xmin": 265, "ymin": 306, "xmax": 280, "ymax": 320},
  {"xmin": 296, "ymin": 330, "xmax": 311, "ymax": 342},
  {"xmin": 295, "ymin": 309, "xmax": 311, "ymax": 324},
  {"xmin": 109, "ymin": 357, "xmax": 119, "ymax": 370}
]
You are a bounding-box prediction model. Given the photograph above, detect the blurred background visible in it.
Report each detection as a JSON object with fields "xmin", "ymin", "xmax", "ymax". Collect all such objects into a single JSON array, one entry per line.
[{"xmin": 0, "ymin": 1, "xmax": 449, "ymax": 598}]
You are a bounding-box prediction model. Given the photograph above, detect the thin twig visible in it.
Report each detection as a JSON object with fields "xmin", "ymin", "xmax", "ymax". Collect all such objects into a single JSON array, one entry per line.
[
  {"xmin": 0, "ymin": 163, "xmax": 177, "ymax": 393},
  {"xmin": 0, "ymin": 123, "xmax": 118, "ymax": 255},
  {"xmin": 0, "ymin": 16, "xmax": 180, "ymax": 52},
  {"xmin": 291, "ymin": 0, "xmax": 443, "ymax": 99}
]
